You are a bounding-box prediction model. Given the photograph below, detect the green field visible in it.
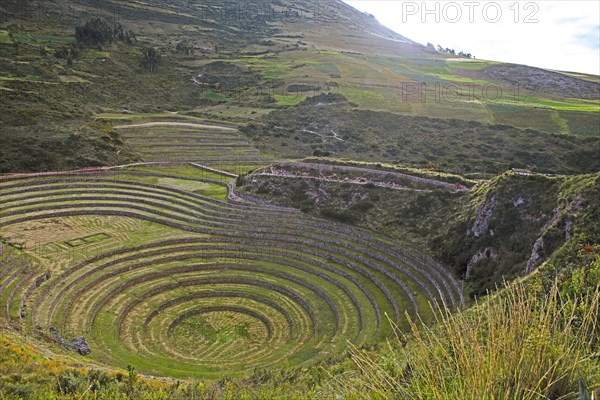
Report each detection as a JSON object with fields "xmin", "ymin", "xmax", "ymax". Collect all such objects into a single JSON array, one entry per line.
[
  {"xmin": 109, "ymin": 117, "xmax": 271, "ymax": 167},
  {"xmin": 0, "ymin": 169, "xmax": 463, "ymax": 378},
  {"xmin": 0, "ymin": 0, "xmax": 598, "ymax": 397}
]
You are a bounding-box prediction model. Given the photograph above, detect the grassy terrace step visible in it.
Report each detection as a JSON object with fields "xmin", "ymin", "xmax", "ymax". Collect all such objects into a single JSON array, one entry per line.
[
  {"xmin": 138, "ymin": 150, "xmax": 261, "ymax": 156},
  {"xmin": 115, "ymin": 122, "xmax": 239, "ymax": 132},
  {"xmin": 0, "ymin": 171, "xmax": 462, "ymax": 379},
  {"xmin": 0, "ymin": 189, "xmax": 451, "ymax": 312},
  {"xmin": 126, "ymin": 140, "xmax": 251, "ymax": 147},
  {"xmin": 6, "ymin": 265, "xmax": 41, "ymax": 319},
  {"xmin": 120, "ymin": 130, "xmax": 243, "ymax": 137},
  {"xmin": 0, "ymin": 245, "xmax": 48, "ymax": 323},
  {"xmin": 115, "ymin": 119, "xmax": 270, "ymax": 164},
  {"xmin": 1, "ymin": 177, "xmax": 460, "ymax": 310},
  {"xmin": 1, "ymin": 211, "xmax": 452, "ymax": 318}
]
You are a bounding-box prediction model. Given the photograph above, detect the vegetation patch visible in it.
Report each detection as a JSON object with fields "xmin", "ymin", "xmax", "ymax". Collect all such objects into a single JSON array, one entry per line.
[
  {"xmin": 242, "ymin": 100, "xmax": 600, "ymax": 176},
  {"xmin": 0, "ymin": 170, "xmax": 462, "ymax": 378}
]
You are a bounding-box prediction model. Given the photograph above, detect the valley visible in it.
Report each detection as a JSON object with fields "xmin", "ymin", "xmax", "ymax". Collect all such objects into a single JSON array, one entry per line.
[{"xmin": 0, "ymin": 0, "xmax": 598, "ymax": 398}]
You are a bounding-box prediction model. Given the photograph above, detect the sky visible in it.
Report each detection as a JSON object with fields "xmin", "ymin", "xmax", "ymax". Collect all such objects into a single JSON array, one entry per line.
[{"xmin": 343, "ymin": 1, "xmax": 600, "ymax": 75}]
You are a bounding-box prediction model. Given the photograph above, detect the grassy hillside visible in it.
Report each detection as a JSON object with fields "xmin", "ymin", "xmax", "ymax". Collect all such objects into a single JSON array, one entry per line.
[
  {"xmin": 241, "ymin": 97, "xmax": 600, "ymax": 176},
  {"xmin": 238, "ymin": 162, "xmax": 600, "ymax": 297},
  {"xmin": 1, "ymin": 0, "xmax": 598, "ymax": 173},
  {"xmin": 1, "ymin": 256, "xmax": 598, "ymax": 399},
  {"xmin": 1, "ymin": 0, "xmax": 599, "ymax": 398}
]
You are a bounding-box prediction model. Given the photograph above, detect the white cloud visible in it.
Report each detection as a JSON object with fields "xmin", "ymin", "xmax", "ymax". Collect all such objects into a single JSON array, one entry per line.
[{"xmin": 344, "ymin": 1, "xmax": 600, "ymax": 75}]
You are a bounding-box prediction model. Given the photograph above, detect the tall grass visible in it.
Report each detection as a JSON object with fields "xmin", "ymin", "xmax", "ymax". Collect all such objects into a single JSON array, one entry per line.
[{"xmin": 346, "ymin": 282, "xmax": 599, "ymax": 399}]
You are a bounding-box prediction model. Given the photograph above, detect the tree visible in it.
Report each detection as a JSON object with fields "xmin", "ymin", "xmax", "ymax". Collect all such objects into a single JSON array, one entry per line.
[
  {"xmin": 75, "ymin": 18, "xmax": 114, "ymax": 46},
  {"xmin": 141, "ymin": 47, "xmax": 161, "ymax": 72},
  {"xmin": 125, "ymin": 364, "xmax": 137, "ymax": 396},
  {"xmin": 175, "ymin": 40, "xmax": 194, "ymax": 55},
  {"xmin": 75, "ymin": 18, "xmax": 135, "ymax": 47},
  {"xmin": 70, "ymin": 43, "xmax": 79, "ymax": 58},
  {"xmin": 54, "ymin": 48, "xmax": 68, "ymax": 58}
]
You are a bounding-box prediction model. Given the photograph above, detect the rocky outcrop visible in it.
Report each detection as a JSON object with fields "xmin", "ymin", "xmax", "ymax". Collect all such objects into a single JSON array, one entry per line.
[
  {"xmin": 49, "ymin": 326, "xmax": 70, "ymax": 350},
  {"xmin": 465, "ymin": 247, "xmax": 498, "ymax": 279},
  {"xmin": 468, "ymin": 196, "xmax": 496, "ymax": 238},
  {"xmin": 70, "ymin": 336, "xmax": 91, "ymax": 355},
  {"xmin": 564, "ymin": 219, "xmax": 572, "ymax": 241},
  {"xmin": 513, "ymin": 196, "xmax": 525, "ymax": 207},
  {"xmin": 525, "ymin": 237, "xmax": 544, "ymax": 274},
  {"xmin": 49, "ymin": 326, "xmax": 91, "ymax": 355},
  {"xmin": 541, "ymin": 207, "xmax": 561, "ymax": 233}
]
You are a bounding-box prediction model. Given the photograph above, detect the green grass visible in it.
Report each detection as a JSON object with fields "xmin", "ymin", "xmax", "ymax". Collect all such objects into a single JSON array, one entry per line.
[
  {"xmin": 520, "ymin": 97, "xmax": 600, "ymax": 112},
  {"xmin": 338, "ymin": 84, "xmax": 387, "ymax": 108},
  {"xmin": 232, "ymin": 57, "xmax": 294, "ymax": 78},
  {"xmin": 0, "ymin": 75, "xmax": 41, "ymax": 82},
  {"xmin": 345, "ymin": 280, "xmax": 599, "ymax": 399},
  {"xmin": 128, "ymin": 165, "xmax": 230, "ymax": 181},
  {"xmin": 315, "ymin": 62, "xmax": 341, "ymax": 76},
  {"xmin": 427, "ymin": 72, "xmax": 492, "ymax": 85},
  {"xmin": 560, "ymin": 110, "xmax": 600, "ymax": 137},
  {"xmin": 201, "ymin": 90, "xmax": 228, "ymax": 102},
  {"xmin": 0, "ymin": 30, "xmax": 12, "ymax": 45},
  {"xmin": 274, "ymin": 94, "xmax": 307, "ymax": 105},
  {"xmin": 446, "ymin": 59, "xmax": 499, "ymax": 70},
  {"xmin": 30, "ymin": 34, "xmax": 75, "ymax": 44},
  {"xmin": 79, "ymin": 49, "xmax": 111, "ymax": 59},
  {"xmin": 12, "ymin": 33, "xmax": 74, "ymax": 45},
  {"xmin": 488, "ymin": 103, "xmax": 566, "ymax": 134}
]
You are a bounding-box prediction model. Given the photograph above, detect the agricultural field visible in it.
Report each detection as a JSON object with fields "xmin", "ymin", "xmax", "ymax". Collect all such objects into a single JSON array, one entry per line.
[
  {"xmin": 242, "ymin": 99, "xmax": 600, "ymax": 177},
  {"xmin": 113, "ymin": 117, "xmax": 270, "ymax": 166},
  {"xmin": 0, "ymin": 0, "xmax": 598, "ymax": 397},
  {"xmin": 0, "ymin": 169, "xmax": 463, "ymax": 379},
  {"xmin": 1, "ymin": 0, "xmax": 599, "ymax": 173}
]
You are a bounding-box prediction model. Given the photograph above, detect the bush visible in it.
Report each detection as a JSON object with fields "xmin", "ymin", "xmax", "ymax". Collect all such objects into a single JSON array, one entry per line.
[
  {"xmin": 55, "ymin": 371, "xmax": 85, "ymax": 395},
  {"xmin": 346, "ymin": 281, "xmax": 600, "ymax": 399},
  {"xmin": 75, "ymin": 18, "xmax": 115, "ymax": 46},
  {"xmin": 142, "ymin": 47, "xmax": 161, "ymax": 72},
  {"xmin": 75, "ymin": 18, "xmax": 135, "ymax": 47}
]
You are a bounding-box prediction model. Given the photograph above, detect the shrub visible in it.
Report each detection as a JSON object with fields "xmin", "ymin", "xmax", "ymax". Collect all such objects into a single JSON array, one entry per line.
[
  {"xmin": 75, "ymin": 18, "xmax": 114, "ymax": 46},
  {"xmin": 55, "ymin": 371, "xmax": 85, "ymax": 395},
  {"xmin": 346, "ymin": 281, "xmax": 600, "ymax": 399}
]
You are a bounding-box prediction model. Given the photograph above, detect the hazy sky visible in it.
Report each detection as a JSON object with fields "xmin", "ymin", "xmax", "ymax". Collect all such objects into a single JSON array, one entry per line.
[{"xmin": 344, "ymin": 1, "xmax": 600, "ymax": 75}]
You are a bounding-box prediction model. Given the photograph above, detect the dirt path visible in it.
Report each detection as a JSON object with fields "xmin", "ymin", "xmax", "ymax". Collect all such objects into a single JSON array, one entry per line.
[{"xmin": 258, "ymin": 162, "xmax": 471, "ymax": 192}]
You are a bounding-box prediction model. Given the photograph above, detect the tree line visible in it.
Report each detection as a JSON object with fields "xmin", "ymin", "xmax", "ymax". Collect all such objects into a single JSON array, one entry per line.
[
  {"xmin": 64, "ymin": 18, "xmax": 161, "ymax": 72},
  {"xmin": 426, "ymin": 42, "xmax": 473, "ymax": 58}
]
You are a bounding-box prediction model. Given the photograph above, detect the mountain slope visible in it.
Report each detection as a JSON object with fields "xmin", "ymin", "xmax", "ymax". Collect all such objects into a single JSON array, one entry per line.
[
  {"xmin": 238, "ymin": 164, "xmax": 600, "ymax": 297},
  {"xmin": 1, "ymin": 0, "xmax": 599, "ymax": 172}
]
